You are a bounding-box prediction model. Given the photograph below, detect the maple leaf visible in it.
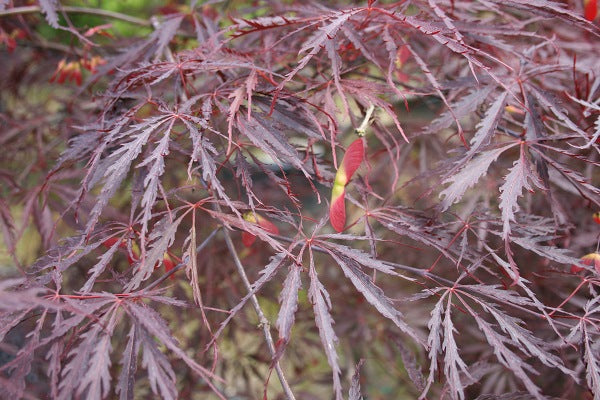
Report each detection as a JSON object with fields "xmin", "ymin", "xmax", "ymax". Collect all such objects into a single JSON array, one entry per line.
[
  {"xmin": 499, "ymin": 144, "xmax": 545, "ymax": 240},
  {"xmin": 440, "ymin": 143, "xmax": 517, "ymax": 211}
]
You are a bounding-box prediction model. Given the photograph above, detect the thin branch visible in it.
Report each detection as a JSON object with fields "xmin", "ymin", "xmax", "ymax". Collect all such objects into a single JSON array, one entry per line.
[
  {"xmin": 18, "ymin": 35, "xmax": 84, "ymax": 56},
  {"xmin": 0, "ymin": 5, "xmax": 151, "ymax": 26},
  {"xmin": 196, "ymin": 171, "xmax": 295, "ymax": 397},
  {"xmin": 221, "ymin": 227, "xmax": 297, "ymax": 400}
]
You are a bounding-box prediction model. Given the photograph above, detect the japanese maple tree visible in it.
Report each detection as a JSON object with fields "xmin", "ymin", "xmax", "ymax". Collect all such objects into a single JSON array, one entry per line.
[{"xmin": 1, "ymin": 0, "xmax": 600, "ymax": 399}]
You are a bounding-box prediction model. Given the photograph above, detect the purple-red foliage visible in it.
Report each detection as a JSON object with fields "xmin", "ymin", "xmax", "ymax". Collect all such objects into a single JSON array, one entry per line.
[{"xmin": 1, "ymin": 1, "xmax": 600, "ymax": 399}]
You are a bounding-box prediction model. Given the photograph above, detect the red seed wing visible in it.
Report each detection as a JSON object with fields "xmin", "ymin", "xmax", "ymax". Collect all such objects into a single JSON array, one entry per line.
[
  {"xmin": 585, "ymin": 0, "xmax": 598, "ymax": 21},
  {"xmin": 102, "ymin": 237, "xmax": 120, "ymax": 248},
  {"xmin": 242, "ymin": 232, "xmax": 256, "ymax": 247},
  {"xmin": 582, "ymin": 253, "xmax": 600, "ymax": 273},
  {"xmin": 570, "ymin": 264, "xmax": 584, "ymax": 274},
  {"xmin": 341, "ymin": 138, "xmax": 364, "ymax": 182},
  {"xmin": 329, "ymin": 188, "xmax": 346, "ymax": 232},
  {"xmin": 163, "ymin": 252, "xmax": 176, "ymax": 280},
  {"xmin": 163, "ymin": 253, "xmax": 175, "ymax": 272},
  {"xmin": 257, "ymin": 215, "xmax": 280, "ymax": 235}
]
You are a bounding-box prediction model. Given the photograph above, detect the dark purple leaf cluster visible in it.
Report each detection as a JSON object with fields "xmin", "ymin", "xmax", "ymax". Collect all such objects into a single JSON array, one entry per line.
[{"xmin": 1, "ymin": 0, "xmax": 599, "ymax": 399}]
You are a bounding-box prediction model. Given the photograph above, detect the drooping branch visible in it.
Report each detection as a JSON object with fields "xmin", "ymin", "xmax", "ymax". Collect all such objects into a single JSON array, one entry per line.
[{"xmin": 0, "ymin": 5, "xmax": 151, "ymax": 26}]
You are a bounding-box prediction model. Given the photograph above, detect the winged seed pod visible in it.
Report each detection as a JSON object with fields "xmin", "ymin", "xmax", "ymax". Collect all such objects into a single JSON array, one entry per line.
[
  {"xmin": 330, "ymin": 138, "xmax": 364, "ymax": 232},
  {"xmin": 241, "ymin": 212, "xmax": 280, "ymax": 247},
  {"xmin": 570, "ymin": 253, "xmax": 600, "ymax": 273}
]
